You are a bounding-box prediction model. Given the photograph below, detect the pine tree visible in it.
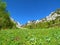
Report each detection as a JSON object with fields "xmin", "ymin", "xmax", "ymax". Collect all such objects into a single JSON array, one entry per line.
[{"xmin": 0, "ymin": 0, "xmax": 16, "ymax": 29}]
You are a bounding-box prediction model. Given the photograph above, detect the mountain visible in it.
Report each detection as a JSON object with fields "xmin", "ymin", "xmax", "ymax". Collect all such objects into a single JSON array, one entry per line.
[
  {"xmin": 10, "ymin": 18, "xmax": 22, "ymax": 28},
  {"xmin": 22, "ymin": 9, "xmax": 60, "ymax": 29}
]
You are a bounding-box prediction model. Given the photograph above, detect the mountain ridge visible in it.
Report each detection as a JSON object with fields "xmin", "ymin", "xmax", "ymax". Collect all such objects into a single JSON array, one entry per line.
[{"xmin": 22, "ymin": 9, "xmax": 60, "ymax": 29}]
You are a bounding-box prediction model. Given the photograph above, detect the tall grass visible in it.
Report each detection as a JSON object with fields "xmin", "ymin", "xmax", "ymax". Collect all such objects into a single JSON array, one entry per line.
[{"xmin": 0, "ymin": 28, "xmax": 60, "ymax": 45}]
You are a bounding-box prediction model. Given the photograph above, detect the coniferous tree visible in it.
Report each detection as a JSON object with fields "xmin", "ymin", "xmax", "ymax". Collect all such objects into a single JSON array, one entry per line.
[{"xmin": 0, "ymin": 0, "xmax": 16, "ymax": 29}]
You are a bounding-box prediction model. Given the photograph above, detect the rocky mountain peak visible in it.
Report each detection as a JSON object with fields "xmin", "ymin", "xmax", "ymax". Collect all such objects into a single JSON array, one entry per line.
[{"xmin": 26, "ymin": 9, "xmax": 60, "ymax": 25}]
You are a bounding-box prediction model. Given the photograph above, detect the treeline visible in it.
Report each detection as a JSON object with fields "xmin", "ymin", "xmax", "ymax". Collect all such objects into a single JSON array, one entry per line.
[
  {"xmin": 0, "ymin": 0, "xmax": 16, "ymax": 29},
  {"xmin": 23, "ymin": 20, "xmax": 60, "ymax": 29}
]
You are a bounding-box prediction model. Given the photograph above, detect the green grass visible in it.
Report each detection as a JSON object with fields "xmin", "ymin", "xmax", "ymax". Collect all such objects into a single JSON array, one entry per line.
[{"xmin": 0, "ymin": 28, "xmax": 60, "ymax": 45}]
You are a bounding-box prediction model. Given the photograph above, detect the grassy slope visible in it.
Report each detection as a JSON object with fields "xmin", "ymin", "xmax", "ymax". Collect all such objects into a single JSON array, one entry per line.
[{"xmin": 0, "ymin": 28, "xmax": 60, "ymax": 45}]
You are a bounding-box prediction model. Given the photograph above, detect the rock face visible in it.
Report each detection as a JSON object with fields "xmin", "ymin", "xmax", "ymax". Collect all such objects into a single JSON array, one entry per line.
[
  {"xmin": 16, "ymin": 22, "xmax": 22, "ymax": 28},
  {"xmin": 46, "ymin": 12, "xmax": 60, "ymax": 21},
  {"xmin": 23, "ymin": 9, "xmax": 60, "ymax": 28},
  {"xmin": 26, "ymin": 9, "xmax": 60, "ymax": 25},
  {"xmin": 10, "ymin": 17, "xmax": 22, "ymax": 28}
]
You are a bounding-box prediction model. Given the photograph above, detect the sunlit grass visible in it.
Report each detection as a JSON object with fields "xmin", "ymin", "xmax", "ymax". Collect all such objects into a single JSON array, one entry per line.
[{"xmin": 0, "ymin": 28, "xmax": 60, "ymax": 45}]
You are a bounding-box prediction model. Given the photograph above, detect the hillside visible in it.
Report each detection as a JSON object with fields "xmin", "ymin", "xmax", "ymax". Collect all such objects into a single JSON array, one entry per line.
[
  {"xmin": 22, "ymin": 9, "xmax": 60, "ymax": 29},
  {"xmin": 0, "ymin": 28, "xmax": 60, "ymax": 45}
]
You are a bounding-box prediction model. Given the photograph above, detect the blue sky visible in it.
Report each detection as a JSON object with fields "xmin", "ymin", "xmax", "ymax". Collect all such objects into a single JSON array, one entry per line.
[{"xmin": 6, "ymin": 0, "xmax": 60, "ymax": 24}]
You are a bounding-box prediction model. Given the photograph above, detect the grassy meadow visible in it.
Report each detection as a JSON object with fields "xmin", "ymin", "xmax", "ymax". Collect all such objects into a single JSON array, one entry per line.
[{"xmin": 0, "ymin": 28, "xmax": 60, "ymax": 45}]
